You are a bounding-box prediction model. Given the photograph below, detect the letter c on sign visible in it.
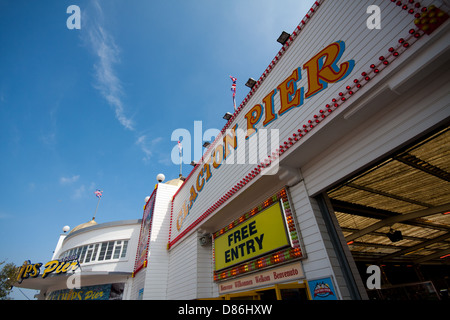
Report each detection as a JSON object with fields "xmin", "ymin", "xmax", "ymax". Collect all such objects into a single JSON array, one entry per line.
[{"xmin": 176, "ymin": 211, "xmax": 183, "ymax": 231}]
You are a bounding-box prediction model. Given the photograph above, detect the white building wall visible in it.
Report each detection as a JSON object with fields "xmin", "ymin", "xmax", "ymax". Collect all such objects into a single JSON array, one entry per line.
[
  {"xmin": 123, "ymin": 276, "xmax": 135, "ymax": 300},
  {"xmin": 143, "ymin": 183, "xmax": 179, "ymax": 299},
  {"xmin": 51, "ymin": 234, "xmax": 68, "ymax": 260},
  {"xmin": 130, "ymin": 268, "xmax": 146, "ymax": 300},
  {"xmin": 37, "ymin": 220, "xmax": 142, "ymax": 298},
  {"xmin": 55, "ymin": 221, "xmax": 141, "ymax": 274},
  {"xmin": 197, "ymin": 237, "xmax": 214, "ymax": 299},
  {"xmin": 167, "ymin": 232, "xmax": 198, "ymax": 299}
]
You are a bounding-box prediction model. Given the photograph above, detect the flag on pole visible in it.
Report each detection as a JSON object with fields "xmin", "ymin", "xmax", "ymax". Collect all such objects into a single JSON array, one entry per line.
[
  {"xmin": 93, "ymin": 189, "xmax": 103, "ymax": 220},
  {"xmin": 177, "ymin": 140, "xmax": 182, "ymax": 155},
  {"xmin": 177, "ymin": 140, "xmax": 183, "ymax": 177},
  {"xmin": 94, "ymin": 189, "xmax": 103, "ymax": 198},
  {"xmin": 230, "ymin": 76, "xmax": 237, "ymax": 111}
]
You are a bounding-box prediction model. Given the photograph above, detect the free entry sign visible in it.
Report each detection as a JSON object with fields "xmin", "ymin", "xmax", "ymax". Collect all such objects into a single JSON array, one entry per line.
[{"xmin": 214, "ymin": 201, "xmax": 290, "ymax": 271}]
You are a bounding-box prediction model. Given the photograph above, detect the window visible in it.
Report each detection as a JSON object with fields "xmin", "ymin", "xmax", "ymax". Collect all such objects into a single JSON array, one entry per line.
[
  {"xmin": 85, "ymin": 244, "xmax": 94, "ymax": 263},
  {"xmin": 98, "ymin": 242, "xmax": 108, "ymax": 261},
  {"xmin": 105, "ymin": 241, "xmax": 114, "ymax": 260},
  {"xmin": 92, "ymin": 243, "xmax": 99, "ymax": 260},
  {"xmin": 113, "ymin": 241, "xmax": 122, "ymax": 259},
  {"xmin": 79, "ymin": 246, "xmax": 87, "ymax": 263},
  {"xmin": 59, "ymin": 240, "xmax": 129, "ymax": 264},
  {"xmin": 121, "ymin": 241, "xmax": 128, "ymax": 258},
  {"xmin": 84, "ymin": 243, "xmax": 99, "ymax": 263}
]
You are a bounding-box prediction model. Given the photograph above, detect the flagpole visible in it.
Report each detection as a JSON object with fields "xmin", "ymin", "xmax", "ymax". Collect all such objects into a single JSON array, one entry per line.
[
  {"xmin": 230, "ymin": 75, "xmax": 237, "ymax": 111},
  {"xmin": 93, "ymin": 196, "xmax": 101, "ymax": 220},
  {"xmin": 178, "ymin": 140, "xmax": 183, "ymax": 178},
  {"xmin": 179, "ymin": 151, "xmax": 182, "ymax": 177},
  {"xmin": 93, "ymin": 189, "xmax": 103, "ymax": 220}
]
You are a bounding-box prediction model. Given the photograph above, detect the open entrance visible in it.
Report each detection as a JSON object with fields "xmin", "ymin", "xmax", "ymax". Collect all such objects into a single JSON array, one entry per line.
[
  {"xmin": 325, "ymin": 125, "xmax": 450, "ymax": 300},
  {"xmin": 218, "ymin": 282, "xmax": 309, "ymax": 300}
]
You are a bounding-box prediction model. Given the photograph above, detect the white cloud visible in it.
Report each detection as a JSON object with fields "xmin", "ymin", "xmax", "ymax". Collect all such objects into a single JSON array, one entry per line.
[
  {"xmin": 69, "ymin": 182, "xmax": 96, "ymax": 200},
  {"xmin": 60, "ymin": 175, "xmax": 80, "ymax": 185},
  {"xmin": 72, "ymin": 184, "xmax": 86, "ymax": 199},
  {"xmin": 136, "ymin": 135, "xmax": 163, "ymax": 163},
  {"xmin": 84, "ymin": 1, "xmax": 134, "ymax": 131}
]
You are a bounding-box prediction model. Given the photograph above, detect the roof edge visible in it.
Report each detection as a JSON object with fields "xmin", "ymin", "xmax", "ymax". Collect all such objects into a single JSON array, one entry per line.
[{"xmin": 64, "ymin": 219, "xmax": 142, "ymax": 241}]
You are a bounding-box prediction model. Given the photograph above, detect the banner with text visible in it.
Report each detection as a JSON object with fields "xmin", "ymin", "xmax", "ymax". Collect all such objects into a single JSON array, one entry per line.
[{"xmin": 214, "ymin": 201, "xmax": 290, "ymax": 271}]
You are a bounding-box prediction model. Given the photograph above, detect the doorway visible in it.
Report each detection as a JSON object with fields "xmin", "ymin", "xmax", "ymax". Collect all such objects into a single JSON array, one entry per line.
[
  {"xmin": 220, "ymin": 282, "xmax": 309, "ymax": 300},
  {"xmin": 324, "ymin": 125, "xmax": 450, "ymax": 300}
]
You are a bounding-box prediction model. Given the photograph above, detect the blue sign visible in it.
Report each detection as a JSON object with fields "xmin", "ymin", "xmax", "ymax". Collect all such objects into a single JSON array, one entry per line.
[{"xmin": 308, "ymin": 277, "xmax": 337, "ymax": 300}]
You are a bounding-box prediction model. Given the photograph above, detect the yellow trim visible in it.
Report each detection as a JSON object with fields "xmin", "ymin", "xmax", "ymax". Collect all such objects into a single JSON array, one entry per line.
[
  {"xmin": 224, "ymin": 291, "xmax": 261, "ymax": 300},
  {"xmin": 275, "ymin": 284, "xmax": 282, "ymax": 300},
  {"xmin": 303, "ymin": 279, "xmax": 312, "ymax": 300},
  {"xmin": 214, "ymin": 281, "xmax": 310, "ymax": 300},
  {"xmin": 197, "ymin": 296, "xmax": 225, "ymax": 300}
]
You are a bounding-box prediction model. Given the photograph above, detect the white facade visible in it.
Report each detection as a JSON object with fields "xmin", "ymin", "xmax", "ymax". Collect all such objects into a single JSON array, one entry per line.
[
  {"xmin": 32, "ymin": 220, "xmax": 141, "ymax": 300},
  {"xmin": 129, "ymin": 182, "xmax": 180, "ymax": 300}
]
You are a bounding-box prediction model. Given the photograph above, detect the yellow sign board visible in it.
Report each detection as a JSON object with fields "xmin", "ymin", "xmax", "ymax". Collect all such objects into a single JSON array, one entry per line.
[
  {"xmin": 214, "ymin": 202, "xmax": 290, "ymax": 271},
  {"xmin": 16, "ymin": 257, "xmax": 80, "ymax": 284}
]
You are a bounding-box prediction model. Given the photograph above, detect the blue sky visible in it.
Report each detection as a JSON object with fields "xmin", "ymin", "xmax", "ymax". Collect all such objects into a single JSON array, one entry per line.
[{"xmin": 0, "ymin": 0, "xmax": 311, "ymax": 299}]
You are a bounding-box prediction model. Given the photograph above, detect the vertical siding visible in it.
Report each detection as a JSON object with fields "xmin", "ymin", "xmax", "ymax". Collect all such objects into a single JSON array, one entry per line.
[
  {"xmin": 167, "ymin": 232, "xmax": 216, "ymax": 300},
  {"xmin": 167, "ymin": 233, "xmax": 198, "ymax": 299},
  {"xmin": 289, "ymin": 180, "xmax": 350, "ymax": 299},
  {"xmin": 123, "ymin": 277, "xmax": 134, "ymax": 300},
  {"xmin": 143, "ymin": 184, "xmax": 179, "ymax": 299},
  {"xmin": 197, "ymin": 238, "xmax": 214, "ymax": 299},
  {"xmin": 129, "ymin": 269, "xmax": 146, "ymax": 300}
]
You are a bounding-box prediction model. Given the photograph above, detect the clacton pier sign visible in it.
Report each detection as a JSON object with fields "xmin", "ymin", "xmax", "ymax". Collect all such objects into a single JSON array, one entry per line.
[{"xmin": 172, "ymin": 40, "xmax": 355, "ymax": 242}]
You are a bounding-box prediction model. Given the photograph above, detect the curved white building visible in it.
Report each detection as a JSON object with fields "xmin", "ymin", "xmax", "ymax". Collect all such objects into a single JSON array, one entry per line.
[
  {"xmin": 17, "ymin": 219, "xmax": 141, "ymax": 300},
  {"xmin": 16, "ymin": 179, "xmax": 181, "ymax": 300}
]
